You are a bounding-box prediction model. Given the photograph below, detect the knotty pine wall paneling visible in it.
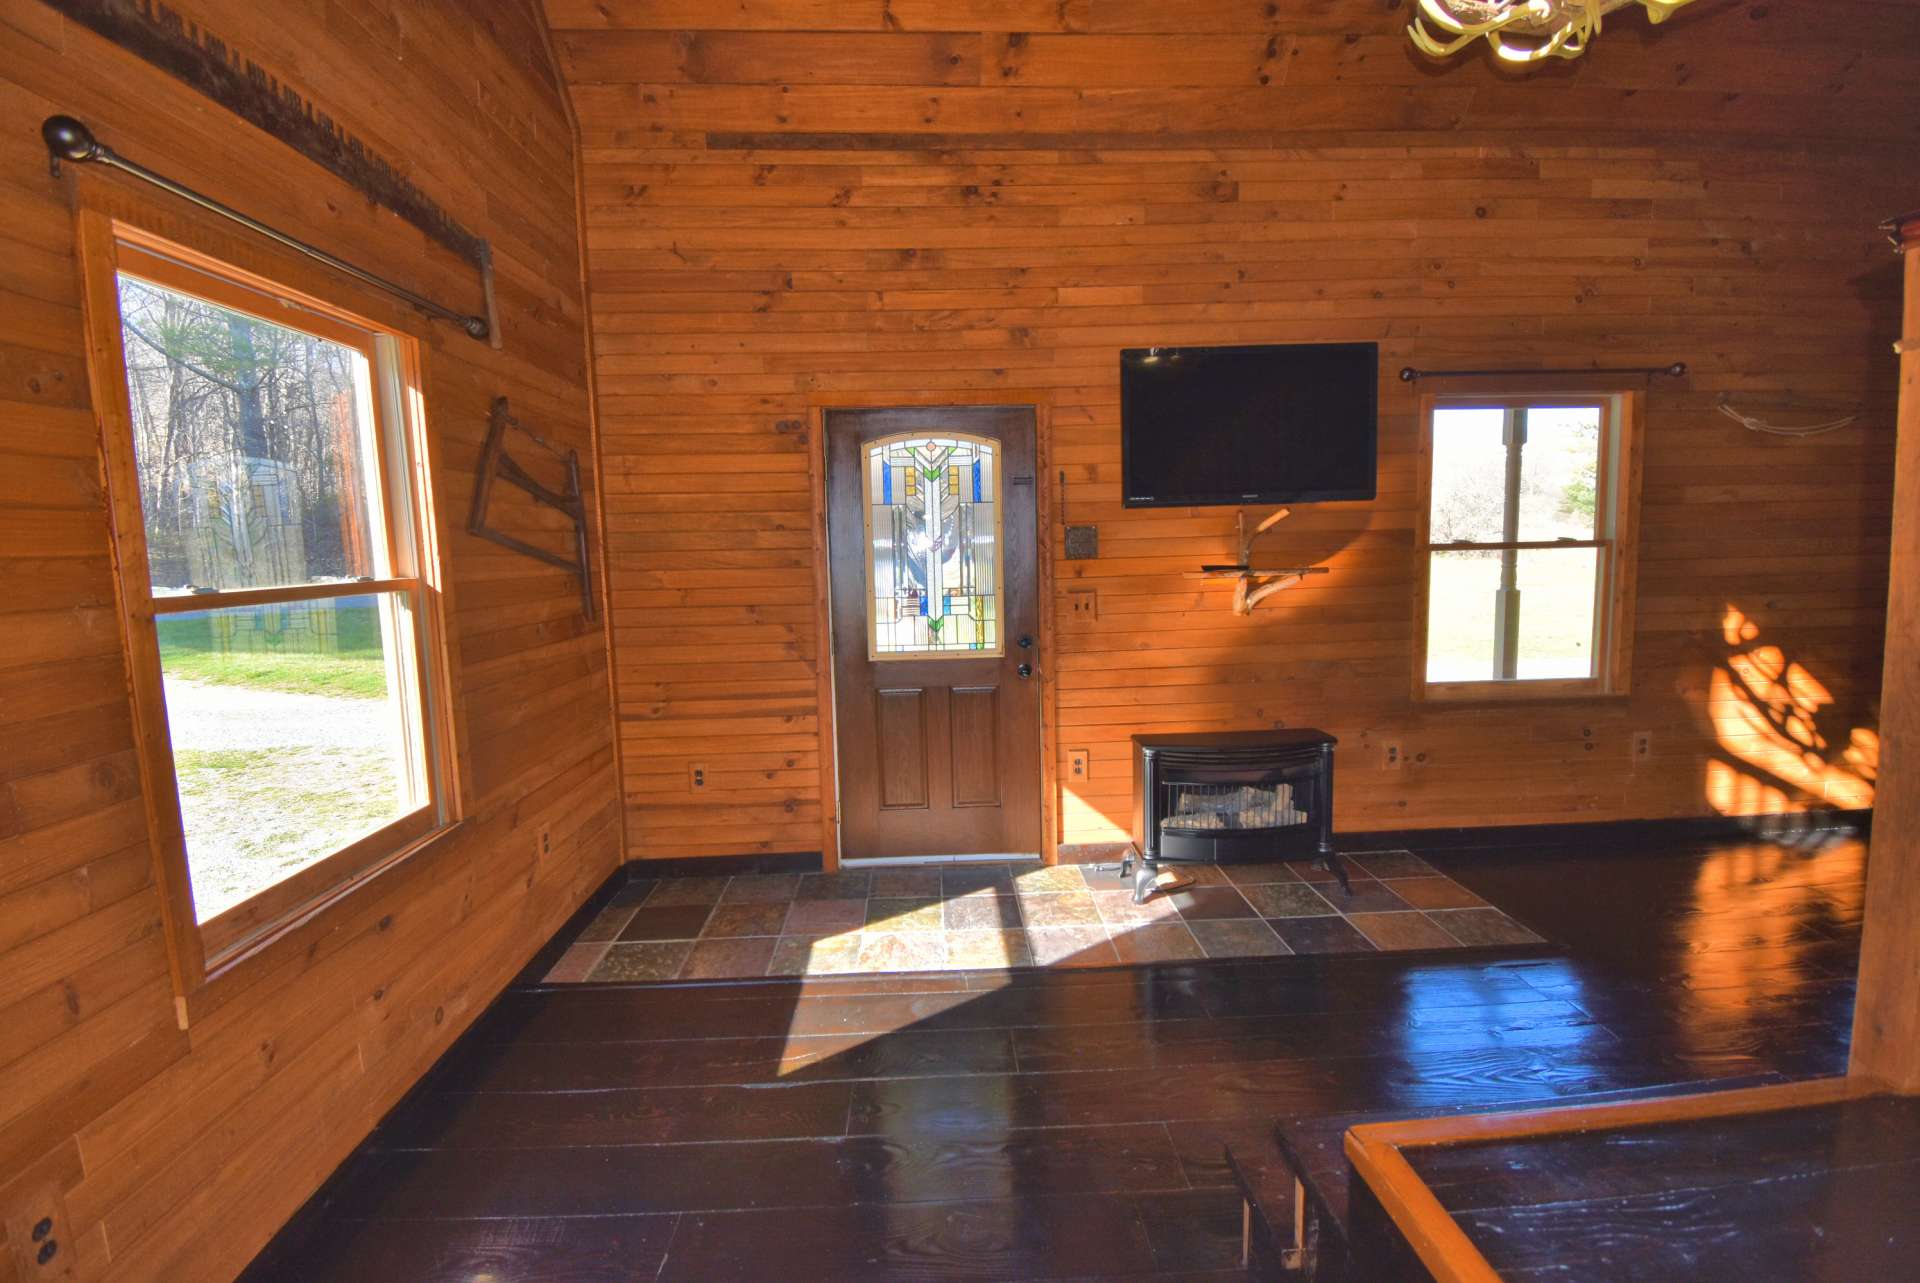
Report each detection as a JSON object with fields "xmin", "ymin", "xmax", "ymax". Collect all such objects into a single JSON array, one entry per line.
[
  {"xmin": 555, "ymin": 0, "xmax": 1920, "ymax": 859},
  {"xmin": 0, "ymin": 3, "xmax": 616, "ymax": 1279}
]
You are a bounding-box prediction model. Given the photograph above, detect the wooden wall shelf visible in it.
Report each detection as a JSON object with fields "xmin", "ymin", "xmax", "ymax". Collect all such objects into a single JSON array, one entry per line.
[{"xmin": 1186, "ymin": 508, "xmax": 1331, "ymax": 615}]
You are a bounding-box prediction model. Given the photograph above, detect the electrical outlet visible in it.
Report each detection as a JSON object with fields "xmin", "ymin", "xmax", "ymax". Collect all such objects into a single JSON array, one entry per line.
[
  {"xmin": 1068, "ymin": 748, "xmax": 1090, "ymax": 781},
  {"xmin": 1068, "ymin": 588, "xmax": 1098, "ymax": 618},
  {"xmin": 1632, "ymin": 731, "xmax": 1653, "ymax": 763},
  {"xmin": 689, "ymin": 762, "xmax": 708, "ymax": 791},
  {"xmin": 536, "ymin": 824, "xmax": 552, "ymax": 858},
  {"xmin": 1383, "ymin": 741, "xmax": 1403, "ymax": 769}
]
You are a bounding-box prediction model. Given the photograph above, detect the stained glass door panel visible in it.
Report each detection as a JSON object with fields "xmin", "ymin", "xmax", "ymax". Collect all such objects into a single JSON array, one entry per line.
[{"xmin": 864, "ymin": 434, "xmax": 1003, "ymax": 659}]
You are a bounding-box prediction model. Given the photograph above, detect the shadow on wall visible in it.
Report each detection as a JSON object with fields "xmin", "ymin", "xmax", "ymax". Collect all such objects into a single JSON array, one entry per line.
[{"xmin": 1706, "ymin": 606, "xmax": 1877, "ymax": 832}]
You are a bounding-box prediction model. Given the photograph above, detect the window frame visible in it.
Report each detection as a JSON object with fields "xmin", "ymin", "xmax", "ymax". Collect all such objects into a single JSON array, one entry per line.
[
  {"xmin": 1412, "ymin": 388, "xmax": 1643, "ymax": 702},
  {"xmin": 74, "ymin": 185, "xmax": 463, "ymax": 1003}
]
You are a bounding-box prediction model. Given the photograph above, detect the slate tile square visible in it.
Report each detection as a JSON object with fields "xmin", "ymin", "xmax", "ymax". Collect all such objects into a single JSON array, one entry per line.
[
  {"xmin": 784, "ymin": 897, "xmax": 869, "ymax": 935},
  {"xmin": 618, "ymin": 904, "xmax": 714, "ymax": 941},
  {"xmin": 1239, "ymin": 882, "xmax": 1338, "ymax": 918},
  {"xmin": 1090, "ymin": 889, "xmax": 1183, "ymax": 925},
  {"xmin": 542, "ymin": 941, "xmax": 612, "ymax": 982},
  {"xmin": 1107, "ymin": 923, "xmax": 1205, "ymax": 964},
  {"xmin": 1188, "ymin": 919, "xmax": 1291, "ymax": 958},
  {"xmin": 1020, "ymin": 892, "xmax": 1103, "ymax": 927},
  {"xmin": 1027, "ymin": 926, "xmax": 1120, "ymax": 968},
  {"xmin": 680, "ymin": 936, "xmax": 779, "ymax": 979},
  {"xmin": 768, "ymin": 933, "xmax": 863, "ymax": 976},
  {"xmin": 1270, "ymin": 915, "xmax": 1377, "ymax": 955},
  {"xmin": 646, "ymin": 876, "xmax": 730, "ymax": 907},
  {"xmin": 702, "ymin": 903, "xmax": 790, "ymax": 938},
  {"xmin": 869, "ymin": 869, "xmax": 942, "ymax": 897},
  {"xmin": 589, "ymin": 941, "xmax": 695, "ymax": 981},
  {"xmin": 1347, "ymin": 911, "xmax": 1459, "ymax": 952},
  {"xmin": 608, "ymin": 878, "xmax": 658, "ymax": 908},
  {"xmin": 1080, "ymin": 862, "xmax": 1229, "ymax": 892},
  {"xmin": 1221, "ymin": 862, "xmax": 1302, "ymax": 887},
  {"xmin": 1428, "ymin": 908, "xmax": 1545, "ymax": 946},
  {"xmin": 944, "ymin": 891, "xmax": 1022, "ymax": 929},
  {"xmin": 1315, "ymin": 878, "xmax": 1412, "ymax": 914},
  {"xmin": 942, "ymin": 864, "xmax": 1015, "ymax": 895},
  {"xmin": 796, "ymin": 871, "xmax": 872, "ymax": 900},
  {"xmin": 857, "ymin": 932, "xmax": 948, "ymax": 972},
  {"xmin": 1167, "ymin": 886, "xmax": 1257, "ymax": 920},
  {"xmin": 867, "ymin": 897, "xmax": 945, "ymax": 931},
  {"xmin": 720, "ymin": 873, "xmax": 802, "ymax": 904},
  {"xmin": 1013, "ymin": 865, "xmax": 1090, "ymax": 894},
  {"xmin": 946, "ymin": 929, "xmax": 1032, "ymax": 969},
  {"xmin": 576, "ymin": 903, "xmax": 638, "ymax": 942},
  {"xmin": 1347, "ymin": 849, "xmax": 1439, "ymax": 879},
  {"xmin": 1288, "ymin": 860, "xmax": 1344, "ymax": 883},
  {"xmin": 1382, "ymin": 876, "xmax": 1487, "ymax": 910}
]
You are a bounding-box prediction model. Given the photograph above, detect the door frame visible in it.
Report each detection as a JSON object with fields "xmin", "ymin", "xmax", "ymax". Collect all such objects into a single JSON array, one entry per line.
[{"xmin": 808, "ymin": 391, "xmax": 1059, "ymax": 872}]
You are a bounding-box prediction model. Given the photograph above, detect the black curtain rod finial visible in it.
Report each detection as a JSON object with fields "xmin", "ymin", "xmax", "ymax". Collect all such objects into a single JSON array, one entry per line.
[{"xmin": 43, "ymin": 115, "xmax": 103, "ymax": 166}]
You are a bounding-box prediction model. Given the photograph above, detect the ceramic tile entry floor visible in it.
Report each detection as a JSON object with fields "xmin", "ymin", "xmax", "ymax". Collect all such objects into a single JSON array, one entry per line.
[{"xmin": 541, "ymin": 852, "xmax": 1546, "ymax": 983}]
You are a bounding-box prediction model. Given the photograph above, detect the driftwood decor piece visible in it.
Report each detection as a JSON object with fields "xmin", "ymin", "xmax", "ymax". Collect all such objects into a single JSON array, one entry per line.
[
  {"xmin": 469, "ymin": 398, "xmax": 595, "ymax": 618},
  {"xmin": 1188, "ymin": 508, "xmax": 1331, "ymax": 615}
]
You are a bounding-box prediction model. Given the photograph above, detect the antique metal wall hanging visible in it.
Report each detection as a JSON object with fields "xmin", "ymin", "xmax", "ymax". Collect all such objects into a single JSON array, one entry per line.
[{"xmin": 469, "ymin": 398, "xmax": 596, "ymax": 618}]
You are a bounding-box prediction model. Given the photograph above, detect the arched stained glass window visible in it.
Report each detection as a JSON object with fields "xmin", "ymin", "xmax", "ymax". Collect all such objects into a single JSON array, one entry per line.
[{"xmin": 863, "ymin": 434, "xmax": 1003, "ymax": 659}]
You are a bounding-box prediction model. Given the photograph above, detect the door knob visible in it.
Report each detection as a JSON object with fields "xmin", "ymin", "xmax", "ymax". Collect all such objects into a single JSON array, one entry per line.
[{"xmin": 1017, "ymin": 662, "xmax": 1033, "ymax": 679}]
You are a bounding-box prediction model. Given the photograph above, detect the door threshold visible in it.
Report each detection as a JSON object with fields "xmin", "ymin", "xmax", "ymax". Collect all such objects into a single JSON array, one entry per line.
[{"xmin": 841, "ymin": 853, "xmax": 1040, "ymax": 867}]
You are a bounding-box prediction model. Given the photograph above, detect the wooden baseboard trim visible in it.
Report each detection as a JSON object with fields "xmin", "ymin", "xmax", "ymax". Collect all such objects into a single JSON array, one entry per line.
[
  {"xmin": 622, "ymin": 850, "xmax": 826, "ymax": 879},
  {"xmin": 1057, "ymin": 809, "xmax": 1871, "ymax": 865}
]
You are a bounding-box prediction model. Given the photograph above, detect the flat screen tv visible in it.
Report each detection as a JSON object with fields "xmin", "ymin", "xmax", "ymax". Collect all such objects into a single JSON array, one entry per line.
[{"xmin": 1120, "ymin": 341, "xmax": 1378, "ymax": 508}]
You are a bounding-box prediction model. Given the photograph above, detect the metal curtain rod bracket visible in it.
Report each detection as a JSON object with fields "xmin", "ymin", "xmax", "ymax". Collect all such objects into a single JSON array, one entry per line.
[
  {"xmin": 1399, "ymin": 362, "xmax": 1687, "ymax": 383},
  {"xmin": 41, "ymin": 115, "xmax": 495, "ymax": 343}
]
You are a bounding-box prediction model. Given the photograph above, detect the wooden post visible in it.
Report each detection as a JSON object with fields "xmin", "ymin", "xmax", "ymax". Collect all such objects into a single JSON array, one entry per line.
[{"xmin": 1851, "ymin": 209, "xmax": 1920, "ymax": 1092}]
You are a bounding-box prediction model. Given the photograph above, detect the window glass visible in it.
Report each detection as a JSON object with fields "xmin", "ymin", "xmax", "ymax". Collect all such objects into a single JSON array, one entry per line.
[
  {"xmin": 158, "ymin": 595, "xmax": 423, "ymax": 920},
  {"xmin": 1424, "ymin": 400, "xmax": 1611, "ymax": 688},
  {"xmin": 865, "ymin": 435, "xmax": 1002, "ymax": 657},
  {"xmin": 1428, "ymin": 406, "xmax": 1508, "ymax": 544},
  {"xmin": 115, "ymin": 274, "xmax": 385, "ymax": 596},
  {"xmin": 1517, "ymin": 406, "xmax": 1602, "ymax": 541}
]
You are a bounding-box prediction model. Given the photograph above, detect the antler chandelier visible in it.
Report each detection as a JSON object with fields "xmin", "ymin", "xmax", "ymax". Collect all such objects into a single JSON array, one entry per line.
[{"xmin": 1410, "ymin": 0, "xmax": 1698, "ymax": 63}]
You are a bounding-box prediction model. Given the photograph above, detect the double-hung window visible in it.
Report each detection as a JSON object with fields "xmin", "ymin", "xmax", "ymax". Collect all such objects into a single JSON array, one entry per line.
[
  {"xmin": 1415, "ymin": 392, "xmax": 1641, "ymax": 699},
  {"xmin": 82, "ymin": 212, "xmax": 456, "ymax": 984}
]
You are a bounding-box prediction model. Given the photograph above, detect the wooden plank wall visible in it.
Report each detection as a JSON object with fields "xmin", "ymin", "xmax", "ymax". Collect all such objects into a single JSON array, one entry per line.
[
  {"xmin": 0, "ymin": 3, "xmax": 616, "ymax": 1279},
  {"xmin": 552, "ymin": 0, "xmax": 1920, "ymax": 858}
]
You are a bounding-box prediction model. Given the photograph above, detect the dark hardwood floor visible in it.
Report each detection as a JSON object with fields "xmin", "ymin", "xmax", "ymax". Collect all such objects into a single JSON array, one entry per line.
[{"xmin": 238, "ymin": 831, "xmax": 1865, "ymax": 1281}]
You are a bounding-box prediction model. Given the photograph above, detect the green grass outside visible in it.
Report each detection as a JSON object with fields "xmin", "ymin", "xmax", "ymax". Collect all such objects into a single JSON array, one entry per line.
[
  {"xmin": 175, "ymin": 746, "xmax": 404, "ymax": 918},
  {"xmin": 1426, "ymin": 551, "xmax": 1599, "ymax": 681},
  {"xmin": 158, "ymin": 603, "xmax": 388, "ymax": 699}
]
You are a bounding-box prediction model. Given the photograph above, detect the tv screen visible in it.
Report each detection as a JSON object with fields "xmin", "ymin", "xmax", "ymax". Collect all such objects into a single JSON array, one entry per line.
[{"xmin": 1120, "ymin": 342, "xmax": 1378, "ymax": 508}]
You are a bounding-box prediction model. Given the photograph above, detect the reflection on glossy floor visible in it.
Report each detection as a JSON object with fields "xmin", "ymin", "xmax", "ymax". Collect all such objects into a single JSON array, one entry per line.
[
  {"xmin": 239, "ymin": 831, "xmax": 1866, "ymax": 1282},
  {"xmin": 540, "ymin": 850, "xmax": 1543, "ymax": 982}
]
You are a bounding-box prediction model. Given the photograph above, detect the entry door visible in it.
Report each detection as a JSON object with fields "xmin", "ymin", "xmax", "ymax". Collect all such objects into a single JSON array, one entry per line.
[{"xmin": 827, "ymin": 407, "xmax": 1041, "ymax": 859}]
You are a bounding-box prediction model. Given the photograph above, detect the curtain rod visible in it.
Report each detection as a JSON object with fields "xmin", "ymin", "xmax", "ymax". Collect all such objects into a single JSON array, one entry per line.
[
  {"xmin": 1400, "ymin": 362, "xmax": 1686, "ymax": 383},
  {"xmin": 41, "ymin": 116, "xmax": 494, "ymax": 343}
]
